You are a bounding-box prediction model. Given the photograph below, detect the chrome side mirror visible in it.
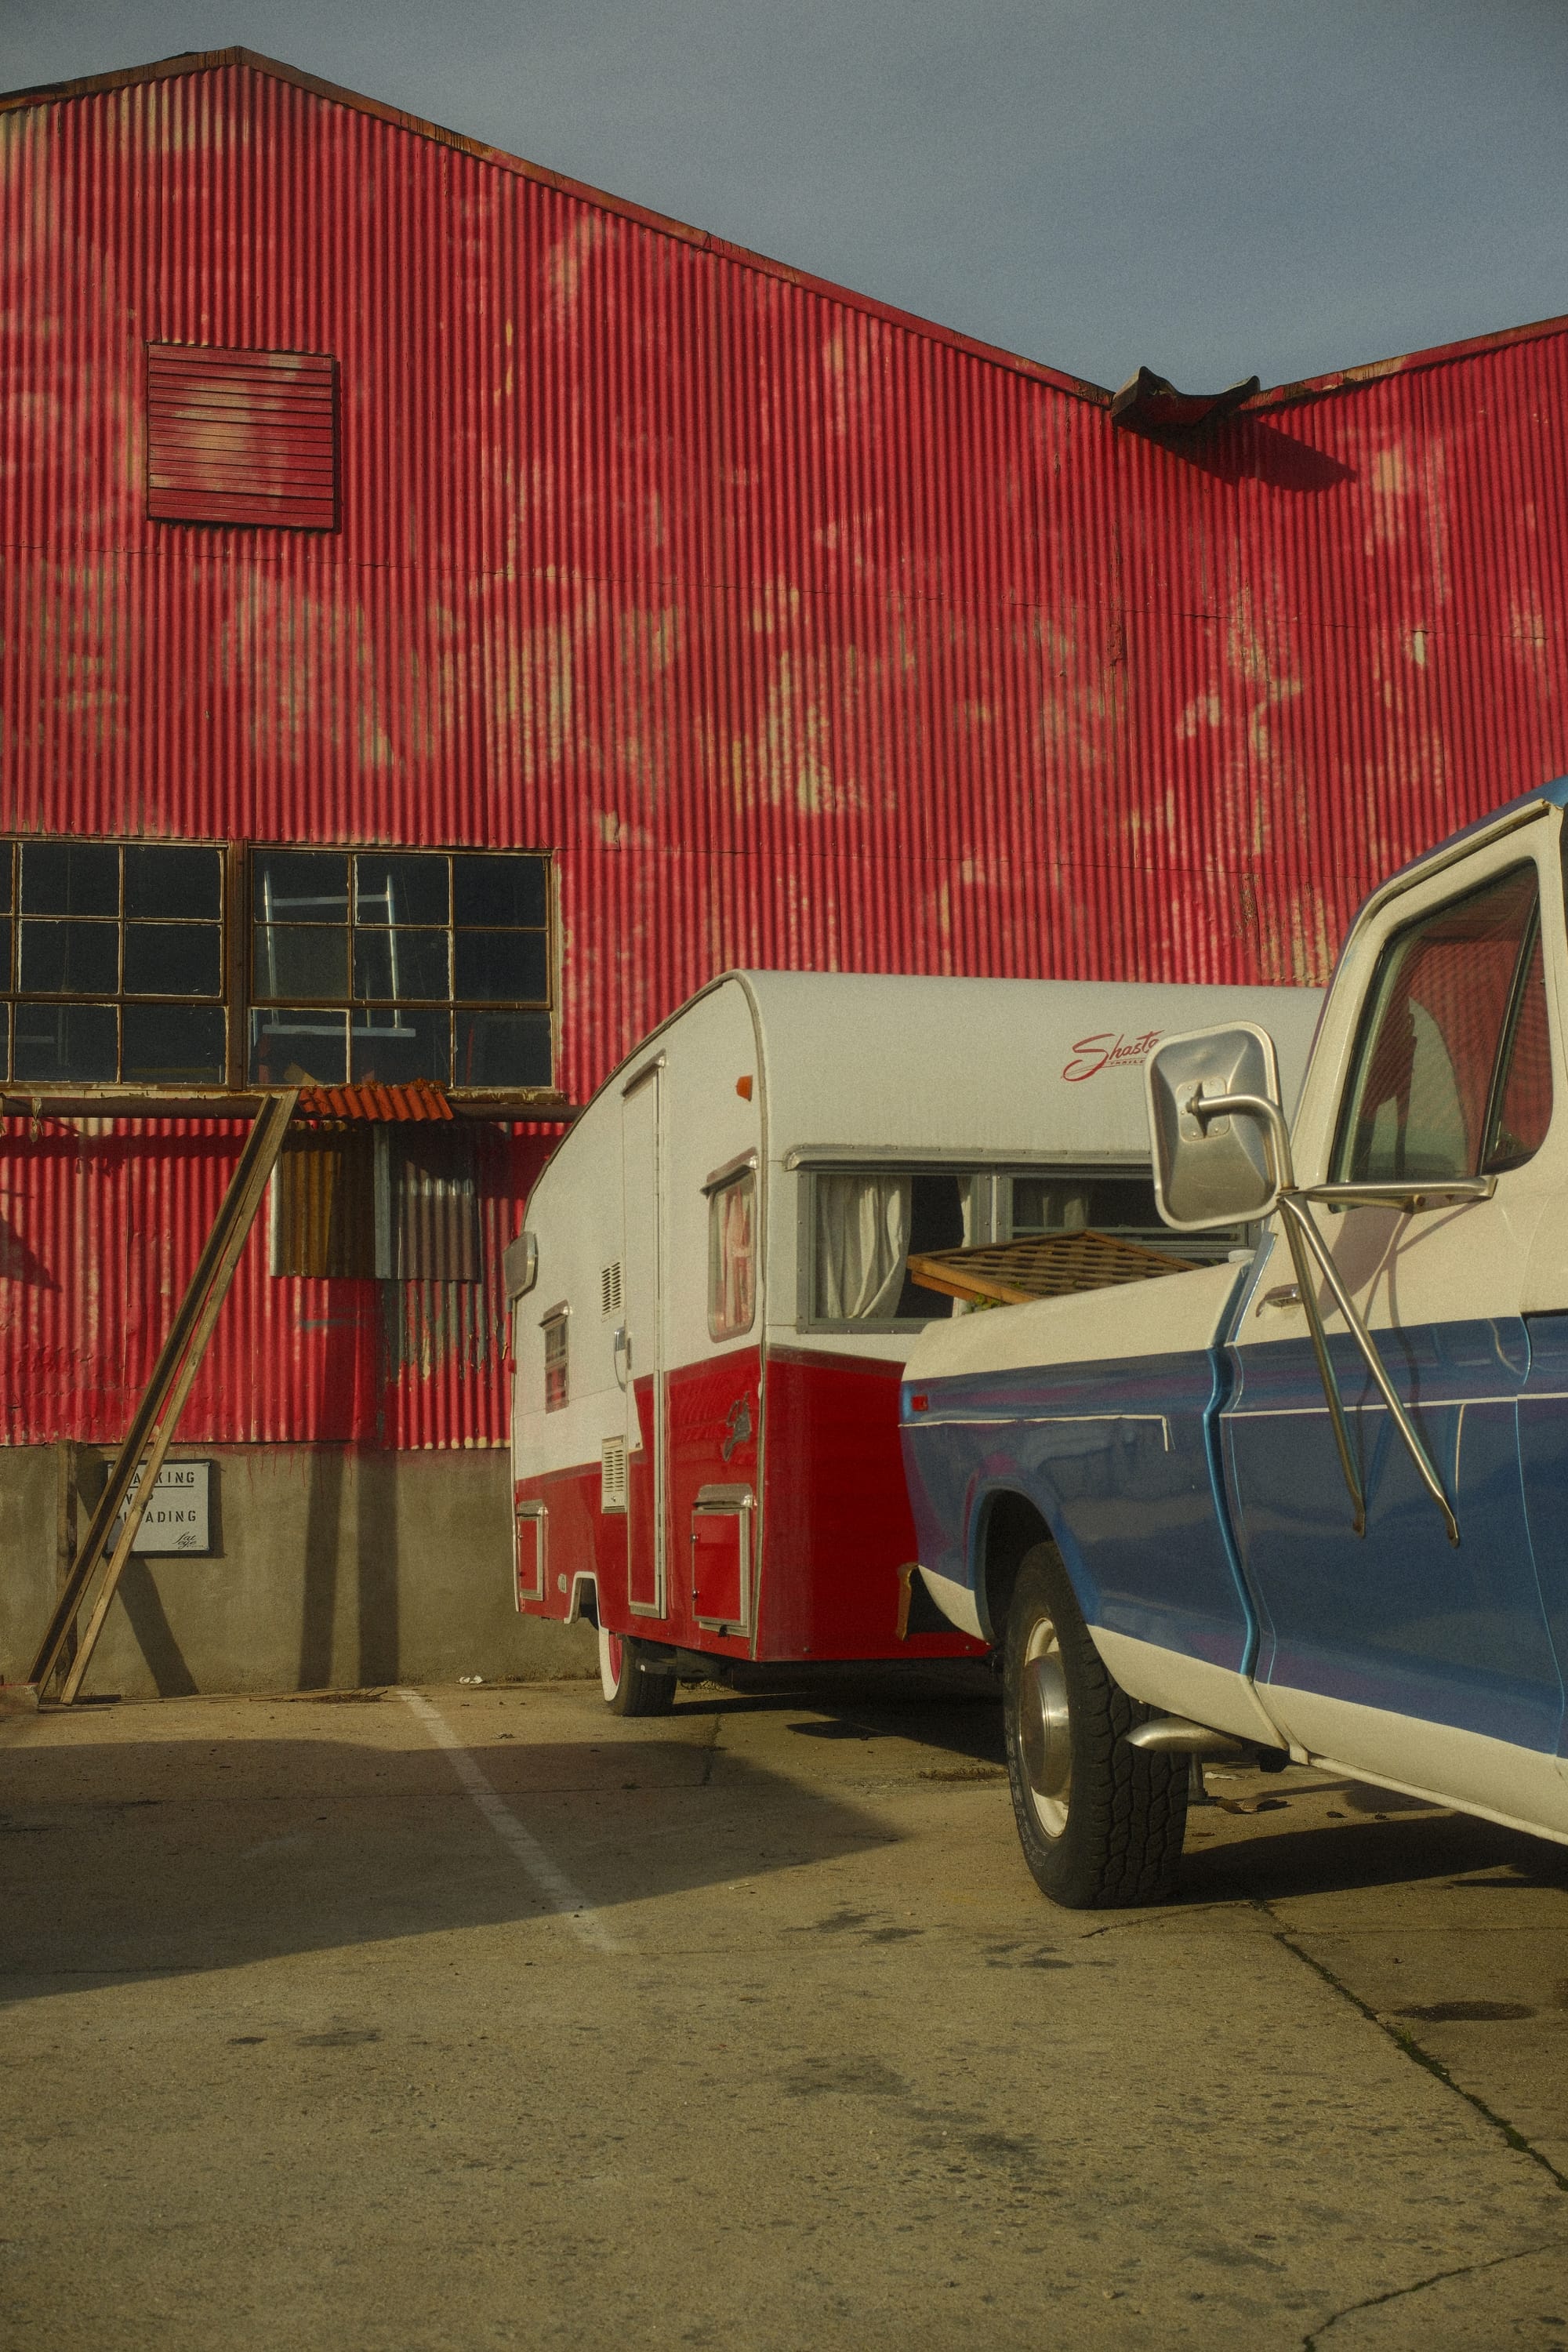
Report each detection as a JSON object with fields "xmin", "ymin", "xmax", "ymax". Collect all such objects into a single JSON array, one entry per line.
[{"xmin": 1146, "ymin": 1023, "xmax": 1290, "ymax": 1231}]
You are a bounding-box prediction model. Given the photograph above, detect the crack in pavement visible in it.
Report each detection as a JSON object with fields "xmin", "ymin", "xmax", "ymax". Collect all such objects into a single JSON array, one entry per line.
[
  {"xmin": 1250, "ymin": 1896, "xmax": 1568, "ymax": 2194},
  {"xmin": 1301, "ymin": 2241, "xmax": 1558, "ymax": 2349}
]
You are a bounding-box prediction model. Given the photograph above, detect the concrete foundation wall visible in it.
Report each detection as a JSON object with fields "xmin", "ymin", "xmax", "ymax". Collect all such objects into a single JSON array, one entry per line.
[{"xmin": 0, "ymin": 1444, "xmax": 597, "ymax": 1698}]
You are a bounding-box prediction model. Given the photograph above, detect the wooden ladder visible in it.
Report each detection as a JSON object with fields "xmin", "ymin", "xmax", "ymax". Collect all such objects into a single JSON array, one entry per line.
[{"xmin": 28, "ymin": 1089, "xmax": 299, "ymax": 1706}]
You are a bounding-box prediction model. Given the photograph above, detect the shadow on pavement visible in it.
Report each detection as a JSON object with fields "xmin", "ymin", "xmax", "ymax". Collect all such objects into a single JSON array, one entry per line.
[
  {"xmin": 0, "ymin": 1729, "xmax": 892, "ymax": 2005},
  {"xmin": 1179, "ymin": 1805, "xmax": 1568, "ymax": 1905}
]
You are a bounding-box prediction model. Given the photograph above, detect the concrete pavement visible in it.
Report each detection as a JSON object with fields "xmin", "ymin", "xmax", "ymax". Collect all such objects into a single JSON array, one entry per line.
[{"xmin": 2, "ymin": 1671, "xmax": 1566, "ymax": 2350}]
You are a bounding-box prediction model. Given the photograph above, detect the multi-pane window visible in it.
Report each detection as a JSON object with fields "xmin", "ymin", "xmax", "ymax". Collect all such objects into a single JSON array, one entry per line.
[
  {"xmin": 249, "ymin": 848, "xmax": 551, "ymax": 1091},
  {"xmin": 806, "ymin": 1162, "xmax": 1239, "ymax": 1327},
  {"xmin": 0, "ymin": 840, "xmax": 227, "ymax": 1086}
]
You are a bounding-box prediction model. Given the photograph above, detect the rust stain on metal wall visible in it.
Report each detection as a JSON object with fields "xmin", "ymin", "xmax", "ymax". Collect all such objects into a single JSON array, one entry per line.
[{"xmin": 6, "ymin": 49, "xmax": 1568, "ymax": 1443}]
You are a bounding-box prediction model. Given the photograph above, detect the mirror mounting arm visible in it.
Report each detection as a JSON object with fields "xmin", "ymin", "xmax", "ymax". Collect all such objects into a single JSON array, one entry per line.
[
  {"xmin": 1188, "ymin": 1086, "xmax": 1296, "ymax": 1193},
  {"xmin": 1275, "ymin": 1191, "xmax": 1460, "ymax": 1549},
  {"xmin": 1189, "ymin": 1086, "xmax": 1458, "ymax": 1547}
]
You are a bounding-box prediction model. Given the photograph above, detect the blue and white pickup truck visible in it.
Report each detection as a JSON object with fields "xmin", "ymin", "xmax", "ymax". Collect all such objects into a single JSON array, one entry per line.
[{"xmin": 902, "ymin": 783, "xmax": 1568, "ymax": 1905}]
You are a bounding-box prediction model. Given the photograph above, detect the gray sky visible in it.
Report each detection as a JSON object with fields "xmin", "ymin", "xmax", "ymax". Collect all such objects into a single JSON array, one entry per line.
[{"xmin": 9, "ymin": 0, "xmax": 1568, "ymax": 390}]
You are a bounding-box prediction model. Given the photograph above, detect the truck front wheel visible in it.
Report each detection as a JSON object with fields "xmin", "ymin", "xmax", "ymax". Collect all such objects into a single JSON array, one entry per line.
[
  {"xmin": 598, "ymin": 1625, "xmax": 677, "ymax": 1718},
  {"xmin": 1003, "ymin": 1543, "xmax": 1187, "ymax": 1907}
]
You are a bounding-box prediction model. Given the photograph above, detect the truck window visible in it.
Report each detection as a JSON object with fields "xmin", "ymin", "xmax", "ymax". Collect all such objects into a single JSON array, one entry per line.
[
  {"xmin": 1334, "ymin": 863, "xmax": 1551, "ymax": 1184},
  {"xmin": 708, "ymin": 1170, "xmax": 757, "ymax": 1340}
]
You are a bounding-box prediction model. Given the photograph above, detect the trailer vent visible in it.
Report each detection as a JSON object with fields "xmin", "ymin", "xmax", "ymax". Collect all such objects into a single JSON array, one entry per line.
[
  {"xmin": 601, "ymin": 1436, "xmax": 628, "ymax": 1513},
  {"xmin": 601, "ymin": 1261, "xmax": 622, "ymax": 1317}
]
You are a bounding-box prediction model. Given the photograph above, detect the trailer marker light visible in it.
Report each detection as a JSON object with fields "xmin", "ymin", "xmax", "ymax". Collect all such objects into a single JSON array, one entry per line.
[
  {"xmin": 910, "ymin": 1392, "xmax": 929, "ymax": 1413},
  {"xmin": 736, "ymin": 1075, "xmax": 753, "ymax": 1100}
]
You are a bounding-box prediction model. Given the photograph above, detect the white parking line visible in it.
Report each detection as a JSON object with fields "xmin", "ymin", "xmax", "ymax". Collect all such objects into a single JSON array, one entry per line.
[{"xmin": 397, "ymin": 1689, "xmax": 624, "ymax": 1955}]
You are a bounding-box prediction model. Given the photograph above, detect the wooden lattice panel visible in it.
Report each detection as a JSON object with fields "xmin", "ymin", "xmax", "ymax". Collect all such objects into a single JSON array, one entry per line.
[{"xmin": 906, "ymin": 1229, "xmax": 1202, "ymax": 1308}]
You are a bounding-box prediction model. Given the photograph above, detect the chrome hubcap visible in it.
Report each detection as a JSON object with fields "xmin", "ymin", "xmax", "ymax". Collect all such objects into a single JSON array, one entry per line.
[{"xmin": 1018, "ymin": 1617, "xmax": 1072, "ymax": 1838}]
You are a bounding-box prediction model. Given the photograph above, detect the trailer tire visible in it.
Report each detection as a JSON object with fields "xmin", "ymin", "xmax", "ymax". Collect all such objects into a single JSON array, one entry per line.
[
  {"xmin": 598, "ymin": 1625, "xmax": 677, "ymax": 1718},
  {"xmin": 1003, "ymin": 1542, "xmax": 1187, "ymax": 1908}
]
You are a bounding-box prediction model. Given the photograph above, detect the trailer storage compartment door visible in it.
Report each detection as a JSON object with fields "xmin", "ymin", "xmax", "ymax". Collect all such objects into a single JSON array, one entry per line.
[{"xmin": 691, "ymin": 1483, "xmax": 753, "ymax": 1633}]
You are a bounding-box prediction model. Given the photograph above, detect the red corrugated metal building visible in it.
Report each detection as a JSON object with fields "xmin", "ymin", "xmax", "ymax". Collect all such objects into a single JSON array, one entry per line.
[{"xmin": 5, "ymin": 46, "xmax": 1568, "ymax": 1687}]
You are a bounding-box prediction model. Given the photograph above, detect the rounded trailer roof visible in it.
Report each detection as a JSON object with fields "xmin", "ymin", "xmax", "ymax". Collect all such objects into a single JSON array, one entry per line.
[{"xmin": 725, "ymin": 971, "xmax": 1323, "ymax": 1163}]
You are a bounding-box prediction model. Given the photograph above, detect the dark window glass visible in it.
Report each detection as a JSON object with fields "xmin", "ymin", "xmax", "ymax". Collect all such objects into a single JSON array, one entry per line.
[
  {"xmin": 0, "ymin": 917, "xmax": 11, "ymax": 989},
  {"xmin": 252, "ymin": 925, "xmax": 350, "ymax": 1002},
  {"xmin": 1011, "ymin": 1173, "xmax": 1165, "ymax": 1238},
  {"xmin": 252, "ymin": 849, "xmax": 349, "ymax": 924},
  {"xmin": 455, "ymin": 1011, "xmax": 552, "ymax": 1088},
  {"xmin": 452, "ymin": 855, "xmax": 547, "ymax": 929},
  {"xmin": 249, "ymin": 1009, "xmax": 348, "ymax": 1087},
  {"xmin": 122, "ymin": 1004, "xmax": 226, "ymax": 1084},
  {"xmin": 20, "ymin": 841, "xmax": 118, "ymax": 916},
  {"xmin": 125, "ymin": 844, "xmax": 222, "ymax": 922},
  {"xmin": 123, "ymin": 922, "xmax": 223, "ymax": 998},
  {"xmin": 354, "ymin": 931, "xmax": 450, "ymax": 1002},
  {"xmin": 14, "ymin": 1002, "xmax": 117, "ymax": 1083},
  {"xmin": 350, "ymin": 1009, "xmax": 452, "ymax": 1086},
  {"xmin": 354, "ymin": 854, "xmax": 448, "ymax": 927},
  {"xmin": 1334, "ymin": 865, "xmax": 1541, "ymax": 1184},
  {"xmin": 20, "ymin": 920, "xmax": 119, "ymax": 996},
  {"xmin": 0, "ymin": 1004, "xmax": 9, "ymax": 1080},
  {"xmin": 453, "ymin": 929, "xmax": 549, "ymax": 1004}
]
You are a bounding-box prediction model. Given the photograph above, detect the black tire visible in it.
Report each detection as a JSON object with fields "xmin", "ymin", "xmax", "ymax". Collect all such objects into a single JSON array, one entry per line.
[
  {"xmin": 1002, "ymin": 1541, "xmax": 1188, "ymax": 1907},
  {"xmin": 598, "ymin": 1624, "xmax": 677, "ymax": 1718}
]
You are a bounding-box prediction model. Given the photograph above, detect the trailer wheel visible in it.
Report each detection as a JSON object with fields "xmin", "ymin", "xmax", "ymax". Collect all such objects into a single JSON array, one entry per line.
[
  {"xmin": 598, "ymin": 1625, "xmax": 677, "ymax": 1718},
  {"xmin": 1003, "ymin": 1542, "xmax": 1187, "ymax": 1908}
]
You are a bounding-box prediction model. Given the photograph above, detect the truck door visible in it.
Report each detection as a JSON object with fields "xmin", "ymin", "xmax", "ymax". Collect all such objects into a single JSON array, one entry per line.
[
  {"xmin": 622, "ymin": 1058, "xmax": 666, "ymax": 1617},
  {"xmin": 1222, "ymin": 838, "xmax": 1566, "ymax": 1801}
]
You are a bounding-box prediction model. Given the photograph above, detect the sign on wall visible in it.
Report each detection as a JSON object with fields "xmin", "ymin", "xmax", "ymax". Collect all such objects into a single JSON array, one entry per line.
[{"xmin": 111, "ymin": 1461, "xmax": 212, "ymax": 1555}]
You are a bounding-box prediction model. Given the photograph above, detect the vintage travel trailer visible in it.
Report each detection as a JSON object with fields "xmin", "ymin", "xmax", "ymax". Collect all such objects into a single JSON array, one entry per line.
[{"xmin": 507, "ymin": 971, "xmax": 1323, "ymax": 1711}]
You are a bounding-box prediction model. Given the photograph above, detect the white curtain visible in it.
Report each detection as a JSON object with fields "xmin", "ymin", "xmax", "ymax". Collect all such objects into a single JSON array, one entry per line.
[{"xmin": 815, "ymin": 1174, "xmax": 912, "ymax": 1319}]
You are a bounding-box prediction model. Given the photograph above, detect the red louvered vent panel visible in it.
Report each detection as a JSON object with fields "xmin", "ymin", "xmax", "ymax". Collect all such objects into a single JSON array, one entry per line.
[{"xmin": 146, "ymin": 344, "xmax": 339, "ymax": 530}]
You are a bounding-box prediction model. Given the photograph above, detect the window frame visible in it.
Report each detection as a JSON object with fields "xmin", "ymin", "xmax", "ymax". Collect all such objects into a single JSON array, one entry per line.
[
  {"xmin": 1329, "ymin": 858, "xmax": 1553, "ymax": 1189},
  {"xmin": 542, "ymin": 1303, "xmax": 570, "ymax": 1413},
  {"xmin": 245, "ymin": 842, "xmax": 557, "ymax": 1099},
  {"xmin": 706, "ymin": 1164, "xmax": 758, "ymax": 1342},
  {"xmin": 794, "ymin": 1157, "xmax": 1231, "ymax": 1334},
  {"xmin": 0, "ymin": 836, "xmax": 234, "ymax": 1091}
]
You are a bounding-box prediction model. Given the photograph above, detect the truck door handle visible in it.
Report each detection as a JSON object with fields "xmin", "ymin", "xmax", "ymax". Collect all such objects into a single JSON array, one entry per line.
[{"xmin": 1258, "ymin": 1283, "xmax": 1301, "ymax": 1312}]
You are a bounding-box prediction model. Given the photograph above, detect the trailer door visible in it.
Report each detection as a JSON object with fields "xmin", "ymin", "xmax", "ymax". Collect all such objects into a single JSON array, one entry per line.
[{"xmin": 622, "ymin": 1058, "xmax": 666, "ymax": 1617}]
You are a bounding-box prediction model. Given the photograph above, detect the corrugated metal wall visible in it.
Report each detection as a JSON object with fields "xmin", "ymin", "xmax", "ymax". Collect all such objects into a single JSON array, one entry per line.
[{"xmin": 5, "ymin": 49, "xmax": 1568, "ymax": 1446}]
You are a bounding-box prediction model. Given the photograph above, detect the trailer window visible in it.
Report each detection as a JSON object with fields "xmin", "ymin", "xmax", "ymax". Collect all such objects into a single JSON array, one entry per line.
[
  {"xmin": 708, "ymin": 1171, "xmax": 757, "ymax": 1340},
  {"xmin": 810, "ymin": 1170, "xmax": 975, "ymax": 1325},
  {"xmin": 543, "ymin": 1308, "xmax": 569, "ymax": 1411}
]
